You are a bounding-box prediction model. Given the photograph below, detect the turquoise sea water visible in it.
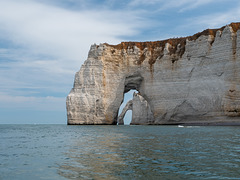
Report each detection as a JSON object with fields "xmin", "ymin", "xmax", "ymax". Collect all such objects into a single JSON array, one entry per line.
[{"xmin": 1, "ymin": 125, "xmax": 240, "ymax": 179}]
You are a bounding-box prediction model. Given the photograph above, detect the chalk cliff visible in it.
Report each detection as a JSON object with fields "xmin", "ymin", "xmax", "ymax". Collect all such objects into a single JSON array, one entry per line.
[{"xmin": 66, "ymin": 22, "xmax": 240, "ymax": 125}]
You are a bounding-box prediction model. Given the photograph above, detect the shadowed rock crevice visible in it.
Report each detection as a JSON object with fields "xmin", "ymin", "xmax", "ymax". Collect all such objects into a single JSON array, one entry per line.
[{"xmin": 124, "ymin": 73, "xmax": 143, "ymax": 93}]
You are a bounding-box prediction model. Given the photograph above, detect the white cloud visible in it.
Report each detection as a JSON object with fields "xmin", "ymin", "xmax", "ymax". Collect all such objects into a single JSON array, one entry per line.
[
  {"xmin": 129, "ymin": 0, "xmax": 160, "ymax": 6},
  {"xmin": 183, "ymin": 4, "xmax": 240, "ymax": 31},
  {"xmin": 0, "ymin": 0, "xmax": 141, "ymax": 61},
  {"xmin": 0, "ymin": 48, "xmax": 73, "ymax": 97},
  {"xmin": 0, "ymin": 0, "xmax": 144, "ymax": 77},
  {"xmin": 129, "ymin": 0, "xmax": 227, "ymax": 12},
  {"xmin": 0, "ymin": 0, "xmax": 145, "ymax": 109},
  {"xmin": 174, "ymin": 0, "xmax": 217, "ymax": 12},
  {"xmin": 0, "ymin": 92, "xmax": 65, "ymax": 111}
]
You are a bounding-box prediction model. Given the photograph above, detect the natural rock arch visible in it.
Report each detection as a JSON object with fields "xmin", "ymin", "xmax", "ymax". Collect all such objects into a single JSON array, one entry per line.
[
  {"xmin": 67, "ymin": 22, "xmax": 240, "ymax": 125},
  {"xmin": 117, "ymin": 92, "xmax": 154, "ymax": 125}
]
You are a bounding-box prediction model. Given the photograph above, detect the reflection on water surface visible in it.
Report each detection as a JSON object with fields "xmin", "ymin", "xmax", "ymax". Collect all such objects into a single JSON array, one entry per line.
[
  {"xmin": 1, "ymin": 125, "xmax": 240, "ymax": 179},
  {"xmin": 57, "ymin": 126, "xmax": 240, "ymax": 179}
]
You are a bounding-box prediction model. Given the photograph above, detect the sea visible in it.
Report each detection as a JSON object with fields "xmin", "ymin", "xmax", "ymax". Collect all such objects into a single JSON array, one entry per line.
[{"xmin": 0, "ymin": 125, "xmax": 240, "ymax": 180}]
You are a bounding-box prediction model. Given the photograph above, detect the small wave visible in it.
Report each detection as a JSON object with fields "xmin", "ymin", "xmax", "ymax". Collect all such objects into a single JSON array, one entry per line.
[{"xmin": 178, "ymin": 125, "xmax": 184, "ymax": 128}]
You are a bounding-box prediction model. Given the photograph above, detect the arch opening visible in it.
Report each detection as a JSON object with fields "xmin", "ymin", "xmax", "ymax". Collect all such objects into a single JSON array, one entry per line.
[
  {"xmin": 116, "ymin": 73, "xmax": 154, "ymax": 125},
  {"xmin": 117, "ymin": 90, "xmax": 138, "ymax": 125}
]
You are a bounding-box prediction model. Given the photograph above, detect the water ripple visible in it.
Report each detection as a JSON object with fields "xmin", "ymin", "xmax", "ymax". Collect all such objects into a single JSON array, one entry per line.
[{"xmin": 1, "ymin": 125, "xmax": 240, "ymax": 179}]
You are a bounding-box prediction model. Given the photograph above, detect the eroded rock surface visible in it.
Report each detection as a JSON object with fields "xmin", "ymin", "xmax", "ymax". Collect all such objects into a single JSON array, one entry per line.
[
  {"xmin": 131, "ymin": 92, "xmax": 154, "ymax": 125},
  {"xmin": 117, "ymin": 92, "xmax": 154, "ymax": 125},
  {"xmin": 67, "ymin": 22, "xmax": 240, "ymax": 125}
]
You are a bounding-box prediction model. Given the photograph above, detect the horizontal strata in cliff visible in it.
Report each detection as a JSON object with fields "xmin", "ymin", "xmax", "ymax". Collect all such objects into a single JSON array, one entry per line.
[{"xmin": 67, "ymin": 22, "xmax": 240, "ymax": 125}]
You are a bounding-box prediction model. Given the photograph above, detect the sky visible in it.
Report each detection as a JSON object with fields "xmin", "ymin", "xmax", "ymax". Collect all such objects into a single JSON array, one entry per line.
[{"xmin": 0, "ymin": 0, "xmax": 239, "ymax": 124}]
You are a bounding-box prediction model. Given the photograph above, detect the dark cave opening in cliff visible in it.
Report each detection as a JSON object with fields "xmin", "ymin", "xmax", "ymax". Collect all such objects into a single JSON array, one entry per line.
[{"xmin": 118, "ymin": 89, "xmax": 138, "ymax": 125}]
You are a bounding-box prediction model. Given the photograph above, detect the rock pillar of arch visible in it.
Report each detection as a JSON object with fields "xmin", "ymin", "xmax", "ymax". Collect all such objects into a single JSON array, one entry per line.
[{"xmin": 117, "ymin": 92, "xmax": 154, "ymax": 125}]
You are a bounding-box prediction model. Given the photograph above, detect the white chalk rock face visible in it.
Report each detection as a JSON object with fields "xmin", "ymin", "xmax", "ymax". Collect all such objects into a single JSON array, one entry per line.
[
  {"xmin": 131, "ymin": 92, "xmax": 154, "ymax": 125},
  {"xmin": 66, "ymin": 23, "xmax": 240, "ymax": 125}
]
